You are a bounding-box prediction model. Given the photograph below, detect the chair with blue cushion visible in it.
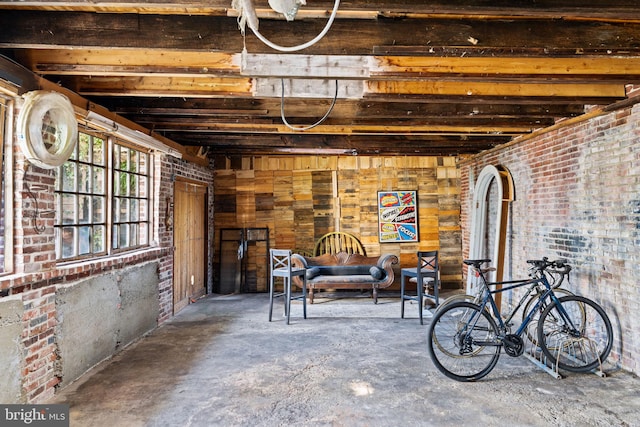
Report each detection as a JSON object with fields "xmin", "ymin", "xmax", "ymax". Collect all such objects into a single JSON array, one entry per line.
[
  {"xmin": 269, "ymin": 249, "xmax": 307, "ymax": 324},
  {"xmin": 400, "ymin": 250, "xmax": 440, "ymax": 325}
]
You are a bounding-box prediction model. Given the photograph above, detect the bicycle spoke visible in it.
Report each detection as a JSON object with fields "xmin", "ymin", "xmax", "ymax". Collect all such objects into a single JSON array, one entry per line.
[
  {"xmin": 538, "ymin": 296, "xmax": 613, "ymax": 373},
  {"xmin": 427, "ymin": 302, "xmax": 501, "ymax": 381}
]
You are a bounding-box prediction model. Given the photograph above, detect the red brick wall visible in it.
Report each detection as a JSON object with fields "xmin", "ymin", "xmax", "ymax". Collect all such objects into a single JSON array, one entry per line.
[
  {"xmin": 459, "ymin": 90, "xmax": 640, "ymax": 374},
  {"xmin": 2, "ymin": 137, "xmax": 213, "ymax": 402}
]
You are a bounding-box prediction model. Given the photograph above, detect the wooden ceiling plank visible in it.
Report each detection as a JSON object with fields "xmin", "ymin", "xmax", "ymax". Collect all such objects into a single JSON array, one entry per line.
[
  {"xmin": 367, "ymin": 80, "xmax": 627, "ymax": 98},
  {"xmin": 96, "ymin": 96, "xmax": 584, "ymax": 117},
  {"xmin": 66, "ymin": 74, "xmax": 627, "ymax": 99},
  {"xmin": 23, "ymin": 49, "xmax": 640, "ymax": 87},
  {"xmin": 146, "ymin": 122, "xmax": 531, "ymax": 135},
  {"xmin": 375, "ymin": 56, "xmax": 640, "ymax": 79},
  {"xmin": 68, "ymin": 75, "xmax": 253, "ymax": 97},
  {"xmin": 22, "ymin": 48, "xmax": 238, "ymax": 68},
  {"xmin": 3, "ymin": 12, "xmax": 640, "ymax": 55},
  {"xmin": 1, "ymin": 1, "xmax": 640, "ymax": 21}
]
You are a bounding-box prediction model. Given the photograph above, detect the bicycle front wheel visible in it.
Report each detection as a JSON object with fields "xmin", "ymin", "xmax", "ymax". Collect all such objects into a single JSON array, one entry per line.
[
  {"xmin": 427, "ymin": 302, "xmax": 501, "ymax": 381},
  {"xmin": 537, "ymin": 295, "xmax": 613, "ymax": 373},
  {"xmin": 522, "ymin": 287, "xmax": 575, "ymax": 345}
]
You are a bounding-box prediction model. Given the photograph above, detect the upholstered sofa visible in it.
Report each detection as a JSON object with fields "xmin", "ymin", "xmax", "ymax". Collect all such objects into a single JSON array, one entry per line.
[{"xmin": 291, "ymin": 252, "xmax": 399, "ymax": 304}]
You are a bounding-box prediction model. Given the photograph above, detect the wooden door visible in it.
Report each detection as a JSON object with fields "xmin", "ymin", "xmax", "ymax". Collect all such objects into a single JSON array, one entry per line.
[{"xmin": 173, "ymin": 179, "xmax": 207, "ymax": 313}]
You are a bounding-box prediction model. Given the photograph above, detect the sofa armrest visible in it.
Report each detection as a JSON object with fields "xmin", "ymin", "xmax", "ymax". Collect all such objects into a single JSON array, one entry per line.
[
  {"xmin": 377, "ymin": 253, "xmax": 399, "ymax": 270},
  {"xmin": 290, "ymin": 254, "xmax": 308, "ymax": 289},
  {"xmin": 291, "ymin": 254, "xmax": 309, "ymax": 269}
]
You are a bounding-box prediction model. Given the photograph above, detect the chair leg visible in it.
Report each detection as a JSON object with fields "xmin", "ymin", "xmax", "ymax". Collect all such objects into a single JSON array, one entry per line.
[
  {"xmin": 418, "ymin": 277, "xmax": 424, "ymax": 325},
  {"xmin": 285, "ymin": 277, "xmax": 291, "ymax": 325},
  {"xmin": 302, "ymin": 277, "xmax": 307, "ymax": 319},
  {"xmin": 400, "ymin": 274, "xmax": 406, "ymax": 319},
  {"xmin": 268, "ymin": 274, "xmax": 275, "ymax": 322}
]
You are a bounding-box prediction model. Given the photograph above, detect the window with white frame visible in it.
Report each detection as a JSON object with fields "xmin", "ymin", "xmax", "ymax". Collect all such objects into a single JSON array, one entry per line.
[
  {"xmin": 112, "ymin": 143, "xmax": 150, "ymax": 251},
  {"xmin": 55, "ymin": 131, "xmax": 151, "ymax": 261}
]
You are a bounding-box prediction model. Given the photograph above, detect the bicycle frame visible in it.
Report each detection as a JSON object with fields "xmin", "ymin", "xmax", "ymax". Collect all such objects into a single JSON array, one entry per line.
[{"xmin": 473, "ymin": 270, "xmax": 574, "ymax": 339}]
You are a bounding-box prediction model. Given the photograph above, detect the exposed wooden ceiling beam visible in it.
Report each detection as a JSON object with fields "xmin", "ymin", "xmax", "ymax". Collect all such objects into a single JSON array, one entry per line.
[
  {"xmin": 2, "ymin": 11, "xmax": 640, "ymax": 55},
  {"xmin": 19, "ymin": 50, "xmax": 640, "ymax": 90},
  {"xmin": 1, "ymin": 1, "xmax": 639, "ymax": 22},
  {"xmin": 56, "ymin": 73, "xmax": 626, "ymax": 99},
  {"xmin": 143, "ymin": 122, "xmax": 529, "ymax": 136},
  {"xmin": 185, "ymin": 133, "xmax": 512, "ymax": 156},
  {"xmin": 111, "ymin": 103, "xmax": 583, "ymax": 120},
  {"xmin": 2, "ymin": 5, "xmax": 638, "ymax": 157}
]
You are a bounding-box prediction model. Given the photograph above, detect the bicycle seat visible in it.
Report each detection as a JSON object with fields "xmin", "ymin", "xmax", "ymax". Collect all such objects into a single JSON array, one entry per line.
[{"xmin": 463, "ymin": 259, "xmax": 492, "ymax": 269}]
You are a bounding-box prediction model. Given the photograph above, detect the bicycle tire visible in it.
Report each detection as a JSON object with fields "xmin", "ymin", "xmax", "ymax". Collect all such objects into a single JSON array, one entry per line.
[
  {"xmin": 435, "ymin": 293, "xmax": 478, "ymax": 314},
  {"xmin": 427, "ymin": 301, "xmax": 501, "ymax": 381},
  {"xmin": 522, "ymin": 288, "xmax": 575, "ymax": 345},
  {"xmin": 537, "ymin": 295, "xmax": 613, "ymax": 373}
]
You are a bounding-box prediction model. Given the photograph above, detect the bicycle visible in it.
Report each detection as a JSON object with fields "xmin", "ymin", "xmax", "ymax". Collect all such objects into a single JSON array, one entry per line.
[
  {"xmin": 431, "ymin": 258, "xmax": 575, "ymax": 355},
  {"xmin": 436, "ymin": 258, "xmax": 574, "ymax": 344},
  {"xmin": 436, "ymin": 257, "xmax": 573, "ymax": 317},
  {"xmin": 427, "ymin": 258, "xmax": 613, "ymax": 382}
]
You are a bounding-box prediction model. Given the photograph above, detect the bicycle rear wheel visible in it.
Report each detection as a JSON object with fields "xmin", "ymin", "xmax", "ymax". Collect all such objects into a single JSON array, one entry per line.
[
  {"xmin": 427, "ymin": 301, "xmax": 501, "ymax": 381},
  {"xmin": 435, "ymin": 293, "xmax": 478, "ymax": 314},
  {"xmin": 537, "ymin": 295, "xmax": 613, "ymax": 373}
]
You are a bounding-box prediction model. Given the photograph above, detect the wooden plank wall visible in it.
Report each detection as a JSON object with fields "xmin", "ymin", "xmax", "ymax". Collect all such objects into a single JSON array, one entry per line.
[{"xmin": 213, "ymin": 155, "xmax": 462, "ymax": 292}]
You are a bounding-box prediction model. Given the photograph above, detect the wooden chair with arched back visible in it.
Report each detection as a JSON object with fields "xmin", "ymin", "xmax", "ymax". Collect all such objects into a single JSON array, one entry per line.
[{"xmin": 313, "ymin": 232, "xmax": 366, "ymax": 256}]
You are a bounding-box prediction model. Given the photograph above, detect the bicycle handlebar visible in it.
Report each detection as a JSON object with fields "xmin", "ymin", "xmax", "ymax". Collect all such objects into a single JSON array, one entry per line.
[
  {"xmin": 525, "ymin": 257, "xmax": 569, "ymax": 271},
  {"xmin": 464, "ymin": 257, "xmax": 571, "ymax": 277}
]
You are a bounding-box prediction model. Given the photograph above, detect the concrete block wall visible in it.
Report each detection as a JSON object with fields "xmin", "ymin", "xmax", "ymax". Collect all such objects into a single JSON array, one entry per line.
[
  {"xmin": 0, "ymin": 295, "xmax": 24, "ymax": 403},
  {"xmin": 459, "ymin": 90, "xmax": 640, "ymax": 374},
  {"xmin": 55, "ymin": 263, "xmax": 159, "ymax": 388}
]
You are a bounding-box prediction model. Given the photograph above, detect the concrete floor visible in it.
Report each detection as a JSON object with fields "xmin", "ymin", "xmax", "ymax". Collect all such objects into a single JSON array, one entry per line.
[{"xmin": 50, "ymin": 293, "xmax": 640, "ymax": 427}]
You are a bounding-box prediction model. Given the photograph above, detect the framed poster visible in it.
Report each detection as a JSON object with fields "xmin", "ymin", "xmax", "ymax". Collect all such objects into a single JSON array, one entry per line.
[{"xmin": 378, "ymin": 190, "xmax": 419, "ymax": 242}]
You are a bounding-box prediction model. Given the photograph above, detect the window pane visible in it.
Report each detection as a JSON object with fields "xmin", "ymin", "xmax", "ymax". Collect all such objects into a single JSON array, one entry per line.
[
  {"xmin": 119, "ymin": 146, "xmax": 129, "ymax": 171},
  {"xmin": 78, "ymin": 226, "xmax": 91, "ymax": 255},
  {"xmin": 61, "ymin": 163, "xmax": 75, "ymax": 192},
  {"xmin": 113, "ymin": 171, "xmax": 120, "ymax": 196},
  {"xmin": 117, "ymin": 172, "xmax": 129, "ymax": 196},
  {"xmin": 93, "ymin": 137, "xmax": 105, "ymax": 165},
  {"xmin": 139, "ymin": 153, "xmax": 148, "ymax": 174},
  {"xmin": 130, "ymin": 199, "xmax": 139, "ymax": 221},
  {"xmin": 139, "ymin": 199, "xmax": 148, "ymax": 221},
  {"xmin": 62, "ymin": 194, "xmax": 76, "ymax": 224},
  {"xmin": 78, "ymin": 195, "xmax": 91, "ymax": 224},
  {"xmin": 138, "ymin": 176, "xmax": 147, "ymax": 198},
  {"xmin": 130, "ymin": 150, "xmax": 138, "ymax": 173},
  {"xmin": 92, "ymin": 196, "xmax": 105, "ymax": 223},
  {"xmin": 54, "ymin": 193, "xmax": 60, "ymax": 224},
  {"xmin": 62, "ymin": 227, "xmax": 75, "ymax": 258},
  {"xmin": 93, "ymin": 166, "xmax": 105, "ymax": 194},
  {"xmin": 78, "ymin": 133, "xmax": 90, "ymax": 162},
  {"xmin": 130, "ymin": 223, "xmax": 139, "ymax": 247},
  {"xmin": 93, "ymin": 226, "xmax": 105, "ymax": 252},
  {"xmin": 139, "ymin": 224, "xmax": 148, "ymax": 245},
  {"xmin": 78, "ymin": 164, "xmax": 90, "ymax": 193},
  {"xmin": 119, "ymin": 224, "xmax": 129, "ymax": 248},
  {"xmin": 130, "ymin": 174, "xmax": 138, "ymax": 197},
  {"xmin": 115, "ymin": 197, "xmax": 129, "ymax": 222}
]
